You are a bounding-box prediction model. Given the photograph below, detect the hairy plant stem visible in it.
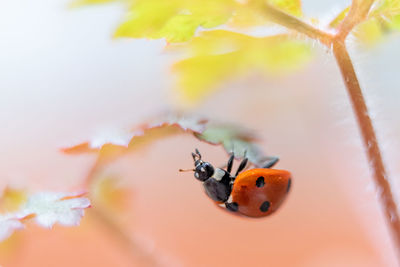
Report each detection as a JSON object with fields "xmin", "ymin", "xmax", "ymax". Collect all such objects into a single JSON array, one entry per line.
[
  {"xmin": 336, "ymin": 0, "xmax": 376, "ymax": 41},
  {"xmin": 89, "ymin": 207, "xmax": 159, "ymax": 267},
  {"xmin": 255, "ymin": 1, "xmax": 333, "ymax": 45},
  {"xmin": 255, "ymin": 0, "xmax": 400, "ymax": 260},
  {"xmin": 333, "ymin": 41, "xmax": 400, "ymax": 257},
  {"xmin": 83, "ymin": 163, "xmax": 160, "ymax": 266}
]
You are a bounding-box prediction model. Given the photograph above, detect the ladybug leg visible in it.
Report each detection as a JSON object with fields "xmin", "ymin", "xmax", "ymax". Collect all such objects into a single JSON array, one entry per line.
[
  {"xmin": 226, "ymin": 153, "xmax": 234, "ymax": 174},
  {"xmin": 217, "ymin": 153, "xmax": 234, "ymax": 172},
  {"xmin": 261, "ymin": 156, "xmax": 279, "ymax": 168},
  {"xmin": 224, "ymin": 195, "xmax": 239, "ymax": 212},
  {"xmin": 235, "ymin": 157, "xmax": 248, "ymax": 176}
]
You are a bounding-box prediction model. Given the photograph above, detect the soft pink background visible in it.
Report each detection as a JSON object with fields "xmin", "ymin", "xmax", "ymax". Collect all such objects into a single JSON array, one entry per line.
[{"xmin": 1, "ymin": 0, "xmax": 400, "ymax": 266}]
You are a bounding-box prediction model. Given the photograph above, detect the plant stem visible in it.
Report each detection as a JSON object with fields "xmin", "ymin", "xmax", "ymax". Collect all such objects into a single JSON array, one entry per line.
[
  {"xmin": 89, "ymin": 207, "xmax": 159, "ymax": 267},
  {"xmin": 336, "ymin": 0, "xmax": 375, "ymax": 41},
  {"xmin": 332, "ymin": 41, "xmax": 400, "ymax": 257},
  {"xmin": 253, "ymin": 0, "xmax": 400, "ymax": 259},
  {"xmin": 255, "ymin": 1, "xmax": 333, "ymax": 45}
]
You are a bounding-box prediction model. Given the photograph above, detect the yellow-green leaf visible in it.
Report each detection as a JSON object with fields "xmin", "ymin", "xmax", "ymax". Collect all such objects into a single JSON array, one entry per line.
[
  {"xmin": 173, "ymin": 30, "xmax": 311, "ymax": 103},
  {"xmin": 329, "ymin": 0, "xmax": 400, "ymax": 46},
  {"xmin": 0, "ymin": 188, "xmax": 27, "ymax": 213},
  {"xmin": 370, "ymin": 0, "xmax": 400, "ymax": 21},
  {"xmin": 329, "ymin": 6, "xmax": 350, "ymax": 29},
  {"xmin": 390, "ymin": 15, "xmax": 400, "ymax": 29},
  {"xmin": 350, "ymin": 0, "xmax": 400, "ymax": 46},
  {"xmin": 90, "ymin": 176, "xmax": 132, "ymax": 213},
  {"xmin": 75, "ymin": 0, "xmax": 303, "ymax": 43},
  {"xmin": 270, "ymin": 0, "xmax": 302, "ymax": 17},
  {"xmin": 230, "ymin": 0, "xmax": 302, "ymax": 27},
  {"xmin": 370, "ymin": 0, "xmax": 400, "ymax": 33},
  {"xmin": 114, "ymin": 0, "xmax": 234, "ymax": 43},
  {"xmin": 354, "ymin": 19, "xmax": 384, "ymax": 46}
]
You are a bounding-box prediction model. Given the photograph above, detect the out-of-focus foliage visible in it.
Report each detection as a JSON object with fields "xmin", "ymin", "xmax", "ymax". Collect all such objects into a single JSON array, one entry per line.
[
  {"xmin": 0, "ymin": 188, "xmax": 27, "ymax": 213},
  {"xmin": 0, "ymin": 218, "xmax": 24, "ymax": 243},
  {"xmin": 370, "ymin": 0, "xmax": 400, "ymax": 29},
  {"xmin": 72, "ymin": 0, "xmax": 305, "ymax": 103},
  {"xmin": 329, "ymin": 7, "xmax": 350, "ymax": 28},
  {"xmin": 63, "ymin": 114, "xmax": 271, "ymax": 167},
  {"xmin": 62, "ymin": 114, "xmax": 208, "ymax": 165},
  {"xmin": 330, "ymin": 0, "xmax": 400, "ymax": 46},
  {"xmin": 357, "ymin": 0, "xmax": 400, "ymax": 45},
  {"xmin": 72, "ymin": 0, "xmax": 302, "ymax": 43},
  {"xmin": 0, "ymin": 191, "xmax": 90, "ymax": 242},
  {"xmin": 353, "ymin": 19, "xmax": 384, "ymax": 45},
  {"xmin": 90, "ymin": 176, "xmax": 132, "ymax": 213},
  {"xmin": 173, "ymin": 30, "xmax": 311, "ymax": 102},
  {"xmin": 195, "ymin": 123, "xmax": 270, "ymax": 166},
  {"xmin": 0, "ymin": 188, "xmax": 28, "ymax": 243},
  {"xmin": 74, "ymin": 0, "xmax": 400, "ymax": 103},
  {"xmin": 114, "ymin": 0, "xmax": 233, "ymax": 43}
]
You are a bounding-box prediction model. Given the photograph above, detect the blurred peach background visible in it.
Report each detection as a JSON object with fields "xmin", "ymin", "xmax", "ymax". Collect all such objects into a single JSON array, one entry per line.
[{"xmin": 1, "ymin": 0, "xmax": 400, "ymax": 266}]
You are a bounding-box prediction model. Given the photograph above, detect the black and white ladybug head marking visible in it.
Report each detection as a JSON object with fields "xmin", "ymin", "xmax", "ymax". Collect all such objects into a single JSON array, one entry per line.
[
  {"xmin": 194, "ymin": 162, "xmax": 214, "ymax": 181},
  {"xmin": 192, "ymin": 149, "xmax": 215, "ymax": 182}
]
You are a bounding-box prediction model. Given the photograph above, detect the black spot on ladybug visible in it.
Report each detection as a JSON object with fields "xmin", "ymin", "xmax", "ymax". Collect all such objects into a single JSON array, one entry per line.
[
  {"xmin": 256, "ymin": 177, "xmax": 265, "ymax": 187},
  {"xmin": 259, "ymin": 201, "xmax": 270, "ymax": 212},
  {"xmin": 226, "ymin": 202, "xmax": 239, "ymax": 212},
  {"xmin": 287, "ymin": 178, "xmax": 292, "ymax": 193}
]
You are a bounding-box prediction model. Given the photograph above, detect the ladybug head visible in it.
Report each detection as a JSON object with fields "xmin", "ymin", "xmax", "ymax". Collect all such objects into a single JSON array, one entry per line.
[
  {"xmin": 192, "ymin": 149, "xmax": 214, "ymax": 181},
  {"xmin": 179, "ymin": 149, "xmax": 215, "ymax": 182},
  {"xmin": 194, "ymin": 161, "xmax": 214, "ymax": 182}
]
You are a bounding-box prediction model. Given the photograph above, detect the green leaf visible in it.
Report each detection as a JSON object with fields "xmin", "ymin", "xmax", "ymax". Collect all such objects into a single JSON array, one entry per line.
[{"xmin": 173, "ymin": 30, "xmax": 312, "ymax": 103}]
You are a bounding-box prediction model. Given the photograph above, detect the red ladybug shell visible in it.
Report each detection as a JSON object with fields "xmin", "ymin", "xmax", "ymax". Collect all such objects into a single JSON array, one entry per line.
[{"xmin": 231, "ymin": 168, "xmax": 291, "ymax": 217}]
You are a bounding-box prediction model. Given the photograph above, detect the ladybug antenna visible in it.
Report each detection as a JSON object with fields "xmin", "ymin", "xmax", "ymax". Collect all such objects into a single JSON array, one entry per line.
[
  {"xmin": 192, "ymin": 149, "xmax": 202, "ymax": 162},
  {"xmin": 195, "ymin": 148, "xmax": 201, "ymax": 159},
  {"xmin": 179, "ymin": 168, "xmax": 195, "ymax": 172},
  {"xmin": 191, "ymin": 149, "xmax": 204, "ymax": 167}
]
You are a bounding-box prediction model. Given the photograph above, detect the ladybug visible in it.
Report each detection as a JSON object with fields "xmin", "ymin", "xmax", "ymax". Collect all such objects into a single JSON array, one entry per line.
[{"xmin": 180, "ymin": 149, "xmax": 291, "ymax": 217}]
